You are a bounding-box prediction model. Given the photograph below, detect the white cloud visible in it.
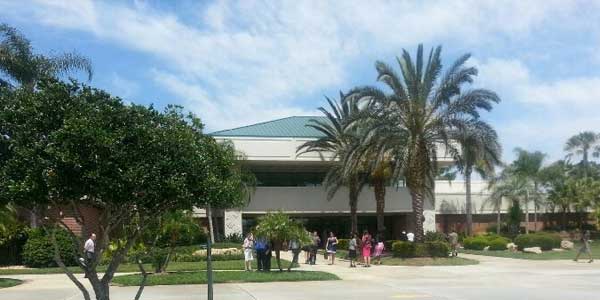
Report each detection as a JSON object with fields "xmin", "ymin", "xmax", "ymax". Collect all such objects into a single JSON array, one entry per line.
[
  {"xmin": 475, "ymin": 58, "xmax": 600, "ymax": 161},
  {"xmin": 3, "ymin": 0, "xmax": 599, "ymax": 156}
]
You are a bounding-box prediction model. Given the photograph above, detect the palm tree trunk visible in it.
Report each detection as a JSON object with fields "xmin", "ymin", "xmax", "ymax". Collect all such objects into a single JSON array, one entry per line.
[
  {"xmin": 465, "ymin": 171, "xmax": 473, "ymax": 236},
  {"xmin": 374, "ymin": 177, "xmax": 386, "ymax": 237},
  {"xmin": 349, "ymin": 182, "xmax": 359, "ymax": 234},
  {"xmin": 533, "ymin": 182, "xmax": 539, "ymax": 232},
  {"xmin": 410, "ymin": 190, "xmax": 424, "ymax": 242}
]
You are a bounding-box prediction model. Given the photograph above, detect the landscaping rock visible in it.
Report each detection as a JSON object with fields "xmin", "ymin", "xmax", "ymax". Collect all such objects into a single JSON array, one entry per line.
[
  {"xmin": 193, "ymin": 247, "xmax": 241, "ymax": 256},
  {"xmin": 483, "ymin": 246, "xmax": 490, "ymax": 251},
  {"xmin": 506, "ymin": 243, "xmax": 518, "ymax": 252},
  {"xmin": 523, "ymin": 247, "xmax": 542, "ymax": 254},
  {"xmin": 552, "ymin": 248, "xmax": 564, "ymax": 252},
  {"xmin": 561, "ymin": 240, "xmax": 574, "ymax": 250}
]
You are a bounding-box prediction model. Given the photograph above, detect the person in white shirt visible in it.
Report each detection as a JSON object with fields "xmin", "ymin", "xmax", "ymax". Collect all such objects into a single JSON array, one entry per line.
[
  {"xmin": 406, "ymin": 232, "xmax": 415, "ymax": 242},
  {"xmin": 84, "ymin": 233, "xmax": 96, "ymax": 262},
  {"xmin": 242, "ymin": 233, "xmax": 254, "ymax": 271},
  {"xmin": 83, "ymin": 233, "xmax": 96, "ymax": 278}
]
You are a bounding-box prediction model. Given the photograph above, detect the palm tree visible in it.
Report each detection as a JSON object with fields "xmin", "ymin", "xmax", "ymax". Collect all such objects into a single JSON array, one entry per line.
[
  {"xmin": 0, "ymin": 24, "xmax": 92, "ymax": 89},
  {"xmin": 511, "ymin": 148, "xmax": 545, "ymax": 233},
  {"xmin": 565, "ymin": 131, "xmax": 600, "ymax": 177},
  {"xmin": 349, "ymin": 44, "xmax": 500, "ymax": 241},
  {"xmin": 451, "ymin": 123, "xmax": 502, "ymax": 236},
  {"xmin": 298, "ymin": 93, "xmax": 367, "ymax": 234},
  {"xmin": 486, "ymin": 170, "xmax": 527, "ymax": 235}
]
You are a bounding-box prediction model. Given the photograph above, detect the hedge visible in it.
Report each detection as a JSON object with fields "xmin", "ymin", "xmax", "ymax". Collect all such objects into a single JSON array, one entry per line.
[
  {"xmin": 463, "ymin": 234, "xmax": 510, "ymax": 251},
  {"xmin": 336, "ymin": 239, "xmax": 349, "ymax": 250},
  {"xmin": 514, "ymin": 233, "xmax": 561, "ymax": 251},
  {"xmin": 391, "ymin": 241, "xmax": 449, "ymax": 258},
  {"xmin": 22, "ymin": 228, "xmax": 77, "ymax": 268}
]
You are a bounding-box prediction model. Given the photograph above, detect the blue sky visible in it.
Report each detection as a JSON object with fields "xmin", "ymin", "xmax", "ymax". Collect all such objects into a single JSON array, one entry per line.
[{"xmin": 2, "ymin": 0, "xmax": 600, "ymax": 163}]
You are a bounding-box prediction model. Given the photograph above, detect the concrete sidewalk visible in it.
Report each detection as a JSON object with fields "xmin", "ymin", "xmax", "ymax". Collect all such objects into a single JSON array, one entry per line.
[{"xmin": 3, "ymin": 252, "xmax": 600, "ymax": 300}]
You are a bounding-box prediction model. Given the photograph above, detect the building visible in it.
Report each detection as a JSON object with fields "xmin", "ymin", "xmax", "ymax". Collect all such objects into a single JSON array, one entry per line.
[{"xmin": 209, "ymin": 116, "xmax": 541, "ymax": 239}]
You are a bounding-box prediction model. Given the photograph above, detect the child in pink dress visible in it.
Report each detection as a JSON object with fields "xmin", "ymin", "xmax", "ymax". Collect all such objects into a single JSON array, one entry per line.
[{"xmin": 373, "ymin": 235, "xmax": 385, "ymax": 265}]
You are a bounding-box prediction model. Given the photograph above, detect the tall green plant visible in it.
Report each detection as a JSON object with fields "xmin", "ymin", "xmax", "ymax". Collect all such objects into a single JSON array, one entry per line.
[
  {"xmin": 564, "ymin": 131, "xmax": 600, "ymax": 177},
  {"xmin": 349, "ymin": 44, "xmax": 500, "ymax": 241},
  {"xmin": 298, "ymin": 93, "xmax": 367, "ymax": 234},
  {"xmin": 253, "ymin": 212, "xmax": 310, "ymax": 271},
  {"xmin": 451, "ymin": 122, "xmax": 502, "ymax": 236}
]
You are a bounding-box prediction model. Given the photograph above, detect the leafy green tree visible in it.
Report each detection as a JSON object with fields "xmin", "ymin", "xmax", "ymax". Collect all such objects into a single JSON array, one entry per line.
[
  {"xmin": 451, "ymin": 122, "xmax": 501, "ymax": 236},
  {"xmin": 564, "ymin": 131, "xmax": 600, "ymax": 177},
  {"xmin": 298, "ymin": 93, "xmax": 367, "ymax": 234},
  {"xmin": 253, "ymin": 212, "xmax": 310, "ymax": 271},
  {"xmin": 0, "ymin": 79, "xmax": 245, "ymax": 300},
  {"xmin": 349, "ymin": 44, "xmax": 500, "ymax": 241},
  {"xmin": 0, "ymin": 24, "xmax": 92, "ymax": 89}
]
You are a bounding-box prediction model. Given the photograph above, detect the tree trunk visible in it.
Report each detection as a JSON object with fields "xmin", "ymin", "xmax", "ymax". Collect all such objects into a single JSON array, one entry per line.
[
  {"xmin": 275, "ymin": 249, "xmax": 282, "ymax": 272},
  {"xmin": 373, "ymin": 177, "xmax": 386, "ymax": 237},
  {"xmin": 50, "ymin": 229, "xmax": 91, "ymax": 300},
  {"xmin": 410, "ymin": 190, "xmax": 424, "ymax": 242},
  {"xmin": 562, "ymin": 207, "xmax": 568, "ymax": 230},
  {"xmin": 465, "ymin": 170, "xmax": 473, "ymax": 236},
  {"xmin": 134, "ymin": 259, "xmax": 148, "ymax": 300},
  {"xmin": 207, "ymin": 204, "xmax": 215, "ymax": 243}
]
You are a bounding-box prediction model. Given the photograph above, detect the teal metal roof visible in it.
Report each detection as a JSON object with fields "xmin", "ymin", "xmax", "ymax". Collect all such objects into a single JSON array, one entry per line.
[{"xmin": 211, "ymin": 116, "xmax": 329, "ymax": 138}]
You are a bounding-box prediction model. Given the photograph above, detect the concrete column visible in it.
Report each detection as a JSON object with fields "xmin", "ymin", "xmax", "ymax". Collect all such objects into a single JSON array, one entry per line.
[
  {"xmin": 223, "ymin": 209, "xmax": 243, "ymax": 237},
  {"xmin": 423, "ymin": 209, "xmax": 437, "ymax": 233}
]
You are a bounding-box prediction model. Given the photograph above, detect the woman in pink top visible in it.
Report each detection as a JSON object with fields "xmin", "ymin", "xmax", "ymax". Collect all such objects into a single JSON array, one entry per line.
[{"xmin": 361, "ymin": 230, "xmax": 372, "ymax": 267}]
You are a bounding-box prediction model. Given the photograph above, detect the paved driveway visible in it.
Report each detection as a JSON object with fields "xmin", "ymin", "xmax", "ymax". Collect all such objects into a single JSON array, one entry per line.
[{"xmin": 2, "ymin": 253, "xmax": 600, "ymax": 300}]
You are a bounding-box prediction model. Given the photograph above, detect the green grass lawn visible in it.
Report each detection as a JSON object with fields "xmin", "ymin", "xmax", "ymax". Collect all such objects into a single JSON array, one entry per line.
[
  {"xmin": 379, "ymin": 256, "xmax": 479, "ymax": 266},
  {"xmin": 462, "ymin": 242, "xmax": 600, "ymax": 260},
  {"xmin": 0, "ymin": 258, "xmax": 292, "ymax": 275},
  {"xmin": 112, "ymin": 270, "xmax": 339, "ymax": 286},
  {"xmin": 0, "ymin": 278, "xmax": 22, "ymax": 289}
]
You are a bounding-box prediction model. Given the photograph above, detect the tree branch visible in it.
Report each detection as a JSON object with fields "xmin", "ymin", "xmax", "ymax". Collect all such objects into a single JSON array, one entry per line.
[{"xmin": 47, "ymin": 227, "xmax": 91, "ymax": 300}]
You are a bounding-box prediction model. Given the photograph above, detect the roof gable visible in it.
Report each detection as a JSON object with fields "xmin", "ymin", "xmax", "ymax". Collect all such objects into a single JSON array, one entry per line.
[{"xmin": 211, "ymin": 116, "xmax": 329, "ymax": 138}]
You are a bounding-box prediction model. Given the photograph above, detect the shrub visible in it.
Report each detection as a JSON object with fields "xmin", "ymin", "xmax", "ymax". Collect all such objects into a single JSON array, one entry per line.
[
  {"xmin": 514, "ymin": 232, "xmax": 561, "ymax": 251},
  {"xmin": 392, "ymin": 241, "xmax": 415, "ymax": 258},
  {"xmin": 463, "ymin": 236, "xmax": 488, "ymax": 250},
  {"xmin": 221, "ymin": 233, "xmax": 242, "ymax": 244},
  {"xmin": 424, "ymin": 231, "xmax": 448, "ymax": 242},
  {"xmin": 22, "ymin": 228, "xmax": 77, "ymax": 268},
  {"xmin": 384, "ymin": 240, "xmax": 399, "ymax": 251},
  {"xmin": 488, "ymin": 238, "xmax": 509, "ymax": 251},
  {"xmin": 425, "ymin": 241, "xmax": 450, "ymax": 257},
  {"xmin": 336, "ymin": 239, "xmax": 349, "ymax": 250},
  {"xmin": 392, "ymin": 241, "xmax": 450, "ymax": 258},
  {"xmin": 0, "ymin": 226, "xmax": 28, "ymax": 266}
]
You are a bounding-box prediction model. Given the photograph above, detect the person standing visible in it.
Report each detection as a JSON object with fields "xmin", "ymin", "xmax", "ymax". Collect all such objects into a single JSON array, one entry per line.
[
  {"xmin": 243, "ymin": 232, "xmax": 254, "ymax": 271},
  {"xmin": 255, "ymin": 237, "xmax": 268, "ymax": 271},
  {"xmin": 348, "ymin": 233, "xmax": 358, "ymax": 267},
  {"xmin": 406, "ymin": 231, "xmax": 415, "ymax": 242},
  {"xmin": 373, "ymin": 234, "xmax": 385, "ymax": 265},
  {"xmin": 83, "ymin": 233, "xmax": 96, "ymax": 278},
  {"xmin": 448, "ymin": 230, "xmax": 459, "ymax": 257},
  {"xmin": 361, "ymin": 230, "xmax": 372, "ymax": 267},
  {"xmin": 287, "ymin": 238, "xmax": 301, "ymax": 271},
  {"xmin": 574, "ymin": 230, "xmax": 594, "ymax": 263},
  {"xmin": 309, "ymin": 231, "xmax": 320, "ymax": 265},
  {"xmin": 325, "ymin": 232, "xmax": 338, "ymax": 265}
]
